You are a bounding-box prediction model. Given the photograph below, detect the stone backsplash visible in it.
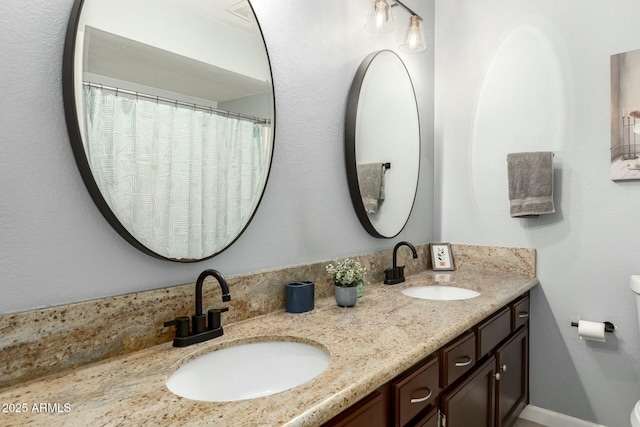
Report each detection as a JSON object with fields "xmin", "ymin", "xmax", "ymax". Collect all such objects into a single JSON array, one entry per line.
[{"xmin": 0, "ymin": 243, "xmax": 534, "ymax": 388}]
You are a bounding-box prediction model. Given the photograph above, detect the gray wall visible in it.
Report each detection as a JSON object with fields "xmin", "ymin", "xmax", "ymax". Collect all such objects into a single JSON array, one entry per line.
[
  {"xmin": 0, "ymin": 0, "xmax": 435, "ymax": 314},
  {"xmin": 435, "ymin": 0, "xmax": 640, "ymax": 425},
  {"xmin": 5, "ymin": 0, "xmax": 638, "ymax": 424}
]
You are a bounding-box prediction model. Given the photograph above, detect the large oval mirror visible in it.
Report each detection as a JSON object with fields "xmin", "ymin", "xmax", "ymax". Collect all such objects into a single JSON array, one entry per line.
[
  {"xmin": 63, "ymin": 0, "xmax": 275, "ymax": 262},
  {"xmin": 346, "ymin": 50, "xmax": 420, "ymax": 238}
]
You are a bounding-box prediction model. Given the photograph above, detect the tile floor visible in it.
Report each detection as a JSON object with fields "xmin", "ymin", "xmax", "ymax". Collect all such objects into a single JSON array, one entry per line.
[{"xmin": 514, "ymin": 418, "xmax": 546, "ymax": 427}]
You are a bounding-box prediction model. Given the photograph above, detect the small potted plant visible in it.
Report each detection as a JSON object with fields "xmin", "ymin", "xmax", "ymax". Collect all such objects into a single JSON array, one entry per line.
[{"xmin": 326, "ymin": 258, "xmax": 366, "ymax": 307}]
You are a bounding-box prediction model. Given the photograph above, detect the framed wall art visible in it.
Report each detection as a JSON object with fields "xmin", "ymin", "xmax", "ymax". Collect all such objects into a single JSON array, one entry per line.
[
  {"xmin": 611, "ymin": 47, "xmax": 640, "ymax": 180},
  {"xmin": 430, "ymin": 243, "xmax": 454, "ymax": 271}
]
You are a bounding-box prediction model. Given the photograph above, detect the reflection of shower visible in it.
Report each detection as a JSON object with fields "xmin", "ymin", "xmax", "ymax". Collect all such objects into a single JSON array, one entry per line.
[
  {"xmin": 82, "ymin": 82, "xmax": 270, "ymax": 124},
  {"xmin": 622, "ymin": 111, "xmax": 638, "ymax": 160}
]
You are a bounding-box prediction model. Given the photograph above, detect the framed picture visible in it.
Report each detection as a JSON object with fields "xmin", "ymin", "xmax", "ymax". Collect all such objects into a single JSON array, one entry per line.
[
  {"xmin": 431, "ymin": 243, "xmax": 454, "ymax": 271},
  {"xmin": 611, "ymin": 47, "xmax": 640, "ymax": 180}
]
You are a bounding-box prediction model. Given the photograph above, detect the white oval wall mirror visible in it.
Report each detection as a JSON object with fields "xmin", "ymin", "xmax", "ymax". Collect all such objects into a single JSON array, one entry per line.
[
  {"xmin": 346, "ymin": 50, "xmax": 420, "ymax": 238},
  {"xmin": 63, "ymin": 0, "xmax": 275, "ymax": 262}
]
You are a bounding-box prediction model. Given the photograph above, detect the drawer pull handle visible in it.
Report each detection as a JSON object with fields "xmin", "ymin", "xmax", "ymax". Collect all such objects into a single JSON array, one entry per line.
[
  {"xmin": 454, "ymin": 356, "xmax": 472, "ymax": 367},
  {"xmin": 518, "ymin": 312, "xmax": 529, "ymax": 318},
  {"xmin": 410, "ymin": 388, "xmax": 433, "ymax": 404}
]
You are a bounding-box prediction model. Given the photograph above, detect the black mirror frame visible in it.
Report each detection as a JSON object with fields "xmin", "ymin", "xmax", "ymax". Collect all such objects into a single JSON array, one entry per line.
[
  {"xmin": 62, "ymin": 0, "xmax": 276, "ymax": 262},
  {"xmin": 345, "ymin": 50, "xmax": 421, "ymax": 239}
]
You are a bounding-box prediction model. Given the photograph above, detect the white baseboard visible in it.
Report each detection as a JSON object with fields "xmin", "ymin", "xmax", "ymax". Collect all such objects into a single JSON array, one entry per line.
[{"xmin": 519, "ymin": 405, "xmax": 608, "ymax": 427}]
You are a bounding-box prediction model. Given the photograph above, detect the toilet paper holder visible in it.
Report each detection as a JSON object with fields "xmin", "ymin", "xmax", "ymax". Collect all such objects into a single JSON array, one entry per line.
[{"xmin": 570, "ymin": 321, "xmax": 616, "ymax": 333}]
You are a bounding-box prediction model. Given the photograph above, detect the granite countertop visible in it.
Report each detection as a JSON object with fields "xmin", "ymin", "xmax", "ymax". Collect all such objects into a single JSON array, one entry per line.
[{"xmin": 0, "ymin": 268, "xmax": 538, "ymax": 427}]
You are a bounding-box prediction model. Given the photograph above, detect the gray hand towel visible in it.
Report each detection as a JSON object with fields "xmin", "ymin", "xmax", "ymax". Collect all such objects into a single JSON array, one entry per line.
[
  {"xmin": 507, "ymin": 152, "xmax": 555, "ymax": 218},
  {"xmin": 357, "ymin": 163, "xmax": 386, "ymax": 214}
]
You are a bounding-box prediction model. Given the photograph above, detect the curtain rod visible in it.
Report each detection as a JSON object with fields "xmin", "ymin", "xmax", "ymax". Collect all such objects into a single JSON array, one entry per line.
[{"xmin": 83, "ymin": 82, "xmax": 270, "ymax": 125}]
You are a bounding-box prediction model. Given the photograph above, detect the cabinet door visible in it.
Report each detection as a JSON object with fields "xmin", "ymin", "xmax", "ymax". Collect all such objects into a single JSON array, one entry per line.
[
  {"xmin": 440, "ymin": 356, "xmax": 496, "ymax": 427},
  {"xmin": 413, "ymin": 407, "xmax": 439, "ymax": 427},
  {"xmin": 495, "ymin": 327, "xmax": 528, "ymax": 427}
]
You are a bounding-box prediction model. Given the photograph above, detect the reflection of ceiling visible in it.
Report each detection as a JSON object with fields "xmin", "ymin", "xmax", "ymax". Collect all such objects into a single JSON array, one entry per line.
[
  {"xmin": 170, "ymin": 0, "xmax": 257, "ymax": 35},
  {"xmin": 84, "ymin": 27, "xmax": 269, "ymax": 103}
]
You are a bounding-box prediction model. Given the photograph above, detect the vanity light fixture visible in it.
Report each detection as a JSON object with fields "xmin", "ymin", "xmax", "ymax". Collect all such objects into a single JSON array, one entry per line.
[
  {"xmin": 365, "ymin": 0, "xmax": 426, "ymax": 53},
  {"xmin": 365, "ymin": 0, "xmax": 394, "ymax": 33}
]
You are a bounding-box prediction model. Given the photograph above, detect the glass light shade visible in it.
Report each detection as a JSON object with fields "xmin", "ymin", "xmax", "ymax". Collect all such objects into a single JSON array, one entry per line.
[
  {"xmin": 365, "ymin": 0, "xmax": 394, "ymax": 33},
  {"xmin": 400, "ymin": 15, "xmax": 426, "ymax": 53}
]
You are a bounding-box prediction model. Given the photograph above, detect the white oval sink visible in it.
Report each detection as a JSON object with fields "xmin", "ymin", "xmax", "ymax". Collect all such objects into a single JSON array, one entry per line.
[
  {"xmin": 166, "ymin": 340, "xmax": 330, "ymax": 402},
  {"xmin": 402, "ymin": 285, "xmax": 480, "ymax": 301}
]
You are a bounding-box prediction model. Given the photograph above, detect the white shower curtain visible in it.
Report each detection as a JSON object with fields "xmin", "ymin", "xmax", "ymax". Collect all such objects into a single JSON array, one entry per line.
[{"xmin": 83, "ymin": 87, "xmax": 267, "ymax": 260}]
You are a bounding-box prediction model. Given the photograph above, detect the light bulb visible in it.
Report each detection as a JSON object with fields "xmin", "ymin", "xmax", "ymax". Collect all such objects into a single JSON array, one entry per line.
[
  {"xmin": 400, "ymin": 15, "xmax": 426, "ymax": 53},
  {"xmin": 365, "ymin": 0, "xmax": 394, "ymax": 33},
  {"xmin": 374, "ymin": 2, "xmax": 389, "ymax": 30},
  {"xmin": 407, "ymin": 24, "xmax": 420, "ymax": 49}
]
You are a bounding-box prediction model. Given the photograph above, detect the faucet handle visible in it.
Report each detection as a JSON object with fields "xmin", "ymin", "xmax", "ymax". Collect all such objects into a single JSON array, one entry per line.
[
  {"xmin": 208, "ymin": 307, "xmax": 229, "ymax": 331},
  {"xmin": 163, "ymin": 316, "xmax": 190, "ymax": 338}
]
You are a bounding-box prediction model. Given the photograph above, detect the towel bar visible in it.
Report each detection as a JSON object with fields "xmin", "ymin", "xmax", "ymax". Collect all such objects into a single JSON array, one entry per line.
[{"xmin": 506, "ymin": 152, "xmax": 554, "ymax": 161}]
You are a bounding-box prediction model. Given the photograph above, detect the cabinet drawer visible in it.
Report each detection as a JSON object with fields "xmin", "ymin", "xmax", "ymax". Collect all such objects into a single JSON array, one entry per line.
[
  {"xmin": 511, "ymin": 294, "xmax": 530, "ymax": 331},
  {"xmin": 440, "ymin": 331, "xmax": 476, "ymax": 388},
  {"xmin": 393, "ymin": 356, "xmax": 440, "ymax": 427},
  {"xmin": 477, "ymin": 307, "xmax": 511, "ymax": 359}
]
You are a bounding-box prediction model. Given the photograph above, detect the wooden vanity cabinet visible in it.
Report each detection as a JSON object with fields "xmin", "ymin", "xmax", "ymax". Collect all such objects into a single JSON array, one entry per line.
[
  {"xmin": 412, "ymin": 407, "xmax": 439, "ymax": 427},
  {"xmin": 392, "ymin": 355, "xmax": 440, "ymax": 426},
  {"xmin": 440, "ymin": 356, "xmax": 497, "ymax": 427},
  {"xmin": 441, "ymin": 294, "xmax": 529, "ymax": 427},
  {"xmin": 323, "ymin": 385, "xmax": 390, "ymax": 427},
  {"xmin": 440, "ymin": 331, "xmax": 476, "ymax": 388},
  {"xmin": 323, "ymin": 292, "xmax": 530, "ymax": 427},
  {"xmin": 512, "ymin": 295, "xmax": 530, "ymax": 331},
  {"xmin": 477, "ymin": 307, "xmax": 511, "ymax": 360},
  {"xmin": 495, "ymin": 325, "xmax": 528, "ymax": 427}
]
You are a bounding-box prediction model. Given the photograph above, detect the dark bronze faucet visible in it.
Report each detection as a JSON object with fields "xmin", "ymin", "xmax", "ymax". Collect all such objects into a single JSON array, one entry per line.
[
  {"xmin": 384, "ymin": 241, "xmax": 418, "ymax": 285},
  {"xmin": 164, "ymin": 269, "xmax": 231, "ymax": 347}
]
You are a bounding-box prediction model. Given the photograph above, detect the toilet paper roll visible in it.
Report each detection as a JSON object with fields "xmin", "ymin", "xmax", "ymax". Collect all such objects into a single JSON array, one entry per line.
[{"xmin": 578, "ymin": 320, "xmax": 606, "ymax": 342}]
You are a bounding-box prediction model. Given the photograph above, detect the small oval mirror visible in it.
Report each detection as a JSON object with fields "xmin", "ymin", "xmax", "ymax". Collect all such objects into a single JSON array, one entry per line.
[
  {"xmin": 63, "ymin": 0, "xmax": 275, "ymax": 262},
  {"xmin": 346, "ymin": 50, "xmax": 420, "ymax": 238}
]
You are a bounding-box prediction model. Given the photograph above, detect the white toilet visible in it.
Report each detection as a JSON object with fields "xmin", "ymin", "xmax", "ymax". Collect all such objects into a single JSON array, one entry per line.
[{"xmin": 631, "ymin": 275, "xmax": 640, "ymax": 427}]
